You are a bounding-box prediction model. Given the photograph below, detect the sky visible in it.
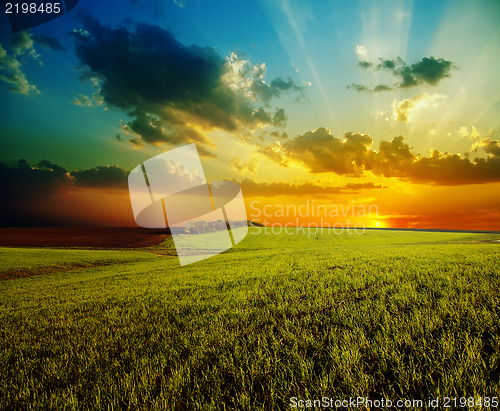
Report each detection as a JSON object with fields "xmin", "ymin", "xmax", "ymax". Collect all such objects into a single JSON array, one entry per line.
[{"xmin": 1, "ymin": 0, "xmax": 499, "ymax": 230}]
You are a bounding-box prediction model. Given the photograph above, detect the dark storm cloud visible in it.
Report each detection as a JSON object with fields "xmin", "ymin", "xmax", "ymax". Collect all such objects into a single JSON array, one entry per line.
[
  {"xmin": 70, "ymin": 19, "xmax": 224, "ymax": 114},
  {"xmin": 70, "ymin": 18, "xmax": 303, "ymax": 154},
  {"xmin": 262, "ymin": 128, "xmax": 500, "ymax": 185},
  {"xmin": 351, "ymin": 56, "xmax": 456, "ymax": 92},
  {"xmin": 0, "ymin": 160, "xmax": 132, "ymax": 225},
  {"xmin": 0, "ymin": 159, "xmax": 129, "ymax": 192},
  {"xmin": 70, "ymin": 165, "xmax": 128, "ymax": 187},
  {"xmin": 38, "ymin": 159, "xmax": 67, "ymax": 173},
  {"xmin": 0, "ymin": 159, "xmax": 70, "ymax": 202},
  {"xmin": 122, "ymin": 112, "xmax": 216, "ymax": 156},
  {"xmin": 405, "ymin": 57, "xmax": 455, "ymax": 86},
  {"xmin": 126, "ymin": 113, "xmax": 175, "ymax": 145},
  {"xmin": 0, "ymin": 160, "xmax": 70, "ymax": 226}
]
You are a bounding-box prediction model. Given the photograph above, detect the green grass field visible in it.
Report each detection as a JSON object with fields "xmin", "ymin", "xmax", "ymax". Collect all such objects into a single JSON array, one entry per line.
[{"xmin": 0, "ymin": 228, "xmax": 499, "ymax": 410}]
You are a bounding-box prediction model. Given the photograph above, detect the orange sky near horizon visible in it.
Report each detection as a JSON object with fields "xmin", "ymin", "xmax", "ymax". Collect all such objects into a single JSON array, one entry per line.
[{"xmin": 39, "ymin": 180, "xmax": 500, "ymax": 232}]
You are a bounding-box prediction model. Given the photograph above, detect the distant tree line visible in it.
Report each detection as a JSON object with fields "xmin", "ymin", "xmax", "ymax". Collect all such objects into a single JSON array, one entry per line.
[{"xmin": 184, "ymin": 219, "xmax": 249, "ymax": 234}]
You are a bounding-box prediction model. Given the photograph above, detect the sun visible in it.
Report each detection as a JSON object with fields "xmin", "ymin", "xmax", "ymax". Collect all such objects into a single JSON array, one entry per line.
[{"xmin": 372, "ymin": 220, "xmax": 388, "ymax": 228}]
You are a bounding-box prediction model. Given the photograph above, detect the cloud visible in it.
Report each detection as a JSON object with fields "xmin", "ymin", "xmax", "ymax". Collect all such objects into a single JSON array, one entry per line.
[
  {"xmin": 268, "ymin": 77, "xmax": 303, "ymax": 100},
  {"xmin": 70, "ymin": 165, "xmax": 128, "ymax": 187},
  {"xmin": 355, "ymin": 45, "xmax": 368, "ymax": 60},
  {"xmin": 344, "ymin": 182, "xmax": 387, "ymax": 190},
  {"xmin": 472, "ymin": 138, "xmax": 500, "ymax": 157},
  {"xmin": 234, "ymin": 178, "xmax": 387, "ymax": 198},
  {"xmin": 0, "ymin": 31, "xmax": 62, "ymax": 94},
  {"xmin": 392, "ymin": 93, "xmax": 445, "ymax": 123},
  {"xmin": 70, "ymin": 19, "xmax": 303, "ymax": 155},
  {"xmin": 0, "ymin": 159, "xmax": 129, "ymax": 191},
  {"xmin": 231, "ymin": 156, "xmax": 260, "ymax": 175},
  {"xmin": 73, "ymin": 89, "xmax": 104, "ymax": 107},
  {"xmin": 31, "ymin": 33, "xmax": 66, "ymax": 51},
  {"xmin": 351, "ymin": 56, "xmax": 456, "ymax": 92},
  {"xmin": 251, "ymin": 107, "xmax": 272, "ymax": 124},
  {"xmin": 0, "ymin": 159, "xmax": 134, "ymax": 226},
  {"xmin": 347, "ymin": 82, "xmax": 393, "ymax": 92},
  {"xmin": 270, "ymin": 130, "xmax": 289, "ymax": 139},
  {"xmin": 123, "ymin": 116, "xmax": 216, "ymax": 158},
  {"xmin": 459, "ymin": 125, "xmax": 480, "ymax": 140},
  {"xmin": 223, "ymin": 53, "xmax": 304, "ymax": 104},
  {"xmin": 9, "ymin": 32, "xmax": 41, "ymax": 61},
  {"xmin": 392, "ymin": 149, "xmax": 500, "ymax": 185},
  {"xmin": 72, "ymin": 76, "xmax": 104, "ymax": 107},
  {"xmin": 0, "ymin": 159, "xmax": 70, "ymax": 226},
  {"xmin": 406, "ymin": 57, "xmax": 455, "ymax": 86},
  {"xmin": 0, "ymin": 36, "xmax": 40, "ymax": 95},
  {"xmin": 347, "ymin": 83, "xmax": 370, "ymax": 92},
  {"xmin": 273, "ymin": 108, "xmax": 287, "ymax": 127},
  {"xmin": 264, "ymin": 128, "xmax": 500, "ymax": 185},
  {"xmin": 373, "ymin": 84, "xmax": 393, "ymax": 92},
  {"xmin": 72, "ymin": 28, "xmax": 90, "ymax": 38},
  {"xmin": 258, "ymin": 140, "xmax": 289, "ymax": 167},
  {"xmin": 285, "ymin": 127, "xmax": 374, "ymax": 175},
  {"xmin": 235, "ymin": 178, "xmax": 344, "ymax": 197},
  {"xmin": 0, "ymin": 159, "xmax": 69, "ymax": 199}
]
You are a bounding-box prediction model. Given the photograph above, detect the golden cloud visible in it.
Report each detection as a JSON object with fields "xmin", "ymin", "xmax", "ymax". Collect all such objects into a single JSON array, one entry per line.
[{"xmin": 392, "ymin": 93, "xmax": 444, "ymax": 123}]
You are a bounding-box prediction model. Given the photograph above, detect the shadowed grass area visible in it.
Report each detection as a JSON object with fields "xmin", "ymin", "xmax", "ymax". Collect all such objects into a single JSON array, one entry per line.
[
  {"xmin": 0, "ymin": 248, "xmax": 158, "ymax": 280},
  {"xmin": 0, "ymin": 229, "xmax": 499, "ymax": 409}
]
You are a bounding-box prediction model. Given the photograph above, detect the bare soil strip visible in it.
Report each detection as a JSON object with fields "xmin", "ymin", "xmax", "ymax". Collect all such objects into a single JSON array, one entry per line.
[
  {"xmin": 0, "ymin": 263, "xmax": 109, "ymax": 280},
  {"xmin": 0, "ymin": 227, "xmax": 170, "ymax": 248}
]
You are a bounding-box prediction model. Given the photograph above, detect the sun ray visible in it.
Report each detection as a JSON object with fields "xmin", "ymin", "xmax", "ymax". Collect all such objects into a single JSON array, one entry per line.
[{"xmin": 278, "ymin": 0, "xmax": 341, "ymax": 133}]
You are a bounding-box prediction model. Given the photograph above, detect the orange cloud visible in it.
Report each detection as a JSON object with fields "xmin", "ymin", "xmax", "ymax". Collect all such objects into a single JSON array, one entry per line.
[{"xmin": 260, "ymin": 128, "xmax": 500, "ymax": 185}]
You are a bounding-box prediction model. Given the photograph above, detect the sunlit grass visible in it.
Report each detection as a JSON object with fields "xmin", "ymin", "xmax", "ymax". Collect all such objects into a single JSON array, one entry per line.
[{"xmin": 0, "ymin": 229, "xmax": 499, "ymax": 409}]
